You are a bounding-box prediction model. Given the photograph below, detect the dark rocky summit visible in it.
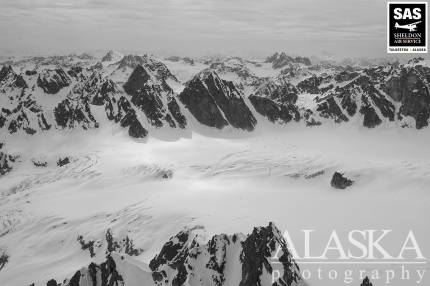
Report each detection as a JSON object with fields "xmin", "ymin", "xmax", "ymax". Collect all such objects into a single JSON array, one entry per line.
[
  {"xmin": 331, "ymin": 172, "xmax": 354, "ymax": 189},
  {"xmin": 179, "ymin": 70, "xmax": 256, "ymax": 130},
  {"xmin": 37, "ymin": 68, "xmax": 71, "ymax": 94}
]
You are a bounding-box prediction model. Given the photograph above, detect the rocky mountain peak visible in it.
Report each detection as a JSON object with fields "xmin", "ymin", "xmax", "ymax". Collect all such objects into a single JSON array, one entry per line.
[{"xmin": 266, "ymin": 52, "xmax": 311, "ymax": 69}]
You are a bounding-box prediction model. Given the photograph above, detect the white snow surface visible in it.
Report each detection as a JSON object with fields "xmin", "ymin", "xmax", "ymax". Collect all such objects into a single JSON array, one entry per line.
[{"xmin": 0, "ymin": 127, "xmax": 429, "ymax": 286}]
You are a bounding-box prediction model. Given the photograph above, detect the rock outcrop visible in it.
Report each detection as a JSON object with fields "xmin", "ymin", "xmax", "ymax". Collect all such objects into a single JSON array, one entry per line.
[
  {"xmin": 54, "ymin": 94, "xmax": 98, "ymax": 130},
  {"xmin": 330, "ymin": 172, "xmax": 354, "ymax": 189}
]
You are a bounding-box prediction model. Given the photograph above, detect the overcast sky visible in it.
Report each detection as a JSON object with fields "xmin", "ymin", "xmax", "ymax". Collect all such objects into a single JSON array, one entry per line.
[{"xmin": 0, "ymin": 0, "xmax": 404, "ymax": 57}]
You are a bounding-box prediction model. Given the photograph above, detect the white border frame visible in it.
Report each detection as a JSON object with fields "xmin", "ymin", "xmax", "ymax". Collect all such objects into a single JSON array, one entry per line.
[{"xmin": 387, "ymin": 1, "xmax": 428, "ymax": 53}]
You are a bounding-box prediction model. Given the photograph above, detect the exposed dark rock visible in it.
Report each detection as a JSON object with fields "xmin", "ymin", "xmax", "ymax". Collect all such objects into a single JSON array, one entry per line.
[
  {"xmin": 46, "ymin": 279, "xmax": 58, "ymax": 286},
  {"xmin": 0, "ymin": 95, "xmax": 51, "ymax": 134},
  {"xmin": 239, "ymin": 222, "xmax": 301, "ymax": 286},
  {"xmin": 331, "ymin": 172, "xmax": 354, "ymax": 189},
  {"xmin": 123, "ymin": 65, "xmax": 168, "ymax": 127},
  {"xmin": 57, "ymin": 157, "xmax": 70, "ymax": 167},
  {"xmin": 105, "ymin": 229, "xmax": 143, "ymax": 256},
  {"xmin": 60, "ymin": 255, "xmax": 123, "ymax": 286},
  {"xmin": 256, "ymin": 80, "xmax": 298, "ymax": 104},
  {"xmin": 77, "ymin": 235, "xmax": 96, "ymax": 257},
  {"xmin": 32, "ymin": 159, "xmax": 47, "ymax": 167},
  {"xmin": 316, "ymin": 97, "xmax": 349, "ymax": 123},
  {"xmin": 150, "ymin": 223, "xmax": 302, "ymax": 286},
  {"xmin": 179, "ymin": 70, "xmax": 256, "ymax": 130},
  {"xmin": 167, "ymin": 97, "xmax": 187, "ymax": 129},
  {"xmin": 54, "ymin": 95, "xmax": 98, "ymax": 130},
  {"xmin": 297, "ymin": 75, "xmax": 326, "ymax": 94},
  {"xmin": 25, "ymin": 70, "xmax": 38, "ymax": 76},
  {"xmin": 0, "ymin": 250, "xmax": 9, "ymax": 271},
  {"xmin": 0, "ymin": 65, "xmax": 28, "ymax": 89},
  {"xmin": 67, "ymin": 66, "xmax": 84, "ymax": 79},
  {"xmin": 0, "ymin": 151, "xmax": 14, "ymax": 176},
  {"xmin": 391, "ymin": 69, "xmax": 430, "ymax": 129},
  {"xmin": 249, "ymin": 95, "xmax": 300, "ymax": 124},
  {"xmin": 37, "ymin": 68, "xmax": 70, "ymax": 94},
  {"xmin": 360, "ymin": 96, "xmax": 382, "ymax": 128}
]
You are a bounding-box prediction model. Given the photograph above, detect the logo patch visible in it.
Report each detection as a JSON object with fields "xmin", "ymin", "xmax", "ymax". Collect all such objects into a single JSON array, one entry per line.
[{"xmin": 387, "ymin": 2, "xmax": 428, "ymax": 53}]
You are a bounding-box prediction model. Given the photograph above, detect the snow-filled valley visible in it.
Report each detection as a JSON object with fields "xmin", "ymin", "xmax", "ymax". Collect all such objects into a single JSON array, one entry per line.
[{"xmin": 1, "ymin": 125, "xmax": 429, "ymax": 286}]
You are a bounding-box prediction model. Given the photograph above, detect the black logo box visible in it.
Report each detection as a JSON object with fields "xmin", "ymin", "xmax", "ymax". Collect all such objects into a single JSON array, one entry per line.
[{"xmin": 388, "ymin": 2, "xmax": 426, "ymax": 47}]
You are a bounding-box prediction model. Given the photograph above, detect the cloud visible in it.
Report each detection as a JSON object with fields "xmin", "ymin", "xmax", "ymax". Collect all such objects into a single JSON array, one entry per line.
[{"xmin": 0, "ymin": 0, "xmax": 390, "ymax": 57}]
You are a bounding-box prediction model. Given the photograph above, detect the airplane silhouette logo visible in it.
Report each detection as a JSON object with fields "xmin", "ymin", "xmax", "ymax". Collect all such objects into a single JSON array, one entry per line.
[{"xmin": 395, "ymin": 21, "xmax": 422, "ymax": 32}]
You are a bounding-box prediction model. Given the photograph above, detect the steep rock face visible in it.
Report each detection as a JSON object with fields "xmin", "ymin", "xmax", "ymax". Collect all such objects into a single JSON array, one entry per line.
[
  {"xmin": 255, "ymin": 79, "xmax": 298, "ymax": 104},
  {"xmin": 315, "ymin": 75, "xmax": 395, "ymax": 127},
  {"xmin": 297, "ymin": 75, "xmax": 332, "ymax": 94},
  {"xmin": 179, "ymin": 70, "xmax": 256, "ymax": 130},
  {"xmin": 249, "ymin": 95, "xmax": 300, "ymax": 124},
  {"xmin": 385, "ymin": 66, "xmax": 430, "ymax": 129},
  {"xmin": 123, "ymin": 65, "xmax": 186, "ymax": 129},
  {"xmin": 54, "ymin": 94, "xmax": 98, "ymax": 130},
  {"xmin": 239, "ymin": 223, "xmax": 302, "ymax": 286},
  {"xmin": 114, "ymin": 96, "xmax": 148, "ymax": 138},
  {"xmin": 37, "ymin": 68, "xmax": 71, "ymax": 94},
  {"xmin": 81, "ymin": 72, "xmax": 148, "ymax": 138}
]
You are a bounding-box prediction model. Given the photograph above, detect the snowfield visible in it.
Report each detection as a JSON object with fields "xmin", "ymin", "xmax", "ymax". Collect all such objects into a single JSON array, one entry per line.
[{"xmin": 0, "ymin": 124, "xmax": 429, "ymax": 286}]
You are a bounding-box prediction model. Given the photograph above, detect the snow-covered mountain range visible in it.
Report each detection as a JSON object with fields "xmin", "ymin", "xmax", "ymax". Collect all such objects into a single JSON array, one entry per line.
[
  {"xmin": 1, "ymin": 51, "xmax": 429, "ymax": 286},
  {"xmin": 1, "ymin": 51, "xmax": 429, "ymax": 142}
]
